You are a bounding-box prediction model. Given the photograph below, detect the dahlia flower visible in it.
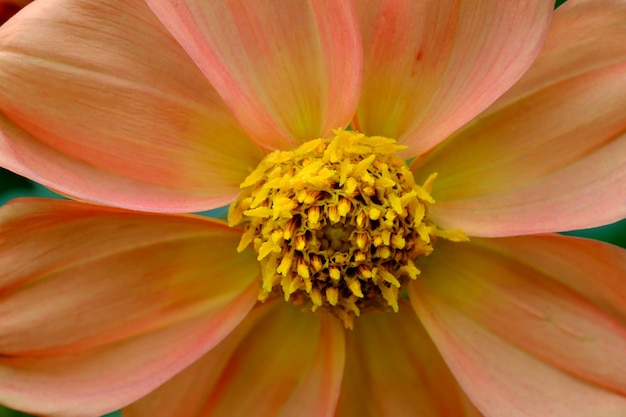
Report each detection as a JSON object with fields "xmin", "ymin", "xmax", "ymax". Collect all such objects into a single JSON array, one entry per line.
[{"xmin": 0, "ymin": 1, "xmax": 625, "ymax": 416}]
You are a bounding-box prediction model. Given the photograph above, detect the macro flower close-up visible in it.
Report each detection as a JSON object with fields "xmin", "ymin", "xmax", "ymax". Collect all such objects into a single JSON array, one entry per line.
[{"xmin": 0, "ymin": 0, "xmax": 625, "ymax": 416}]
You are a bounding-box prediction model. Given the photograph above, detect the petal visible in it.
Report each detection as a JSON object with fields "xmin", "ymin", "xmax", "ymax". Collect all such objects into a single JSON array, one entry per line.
[
  {"xmin": 336, "ymin": 300, "xmax": 481, "ymax": 417},
  {"xmin": 0, "ymin": 0, "xmax": 263, "ymax": 213},
  {"xmin": 0, "ymin": 198, "xmax": 259, "ymax": 416},
  {"xmin": 409, "ymin": 236, "xmax": 626, "ymax": 417},
  {"xmin": 146, "ymin": 0, "xmax": 362, "ymax": 150},
  {"xmin": 124, "ymin": 302, "xmax": 345, "ymax": 417},
  {"xmin": 122, "ymin": 303, "xmax": 271, "ymax": 417},
  {"xmin": 414, "ymin": 0, "xmax": 626, "ymax": 236},
  {"xmin": 355, "ymin": 0, "xmax": 553, "ymax": 155},
  {"xmin": 0, "ymin": 302, "xmax": 256, "ymax": 417}
]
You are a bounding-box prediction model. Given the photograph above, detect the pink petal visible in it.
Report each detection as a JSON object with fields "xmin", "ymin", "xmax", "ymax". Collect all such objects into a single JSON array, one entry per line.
[
  {"xmin": 0, "ymin": 198, "xmax": 259, "ymax": 416},
  {"xmin": 0, "ymin": 301, "xmax": 256, "ymax": 417},
  {"xmin": 124, "ymin": 302, "xmax": 345, "ymax": 417},
  {"xmin": 355, "ymin": 0, "xmax": 553, "ymax": 156},
  {"xmin": 409, "ymin": 235, "xmax": 626, "ymax": 417},
  {"xmin": 413, "ymin": 0, "xmax": 626, "ymax": 236},
  {"xmin": 0, "ymin": 0, "xmax": 263, "ymax": 213},
  {"xmin": 336, "ymin": 300, "xmax": 481, "ymax": 417},
  {"xmin": 146, "ymin": 0, "xmax": 362, "ymax": 150}
]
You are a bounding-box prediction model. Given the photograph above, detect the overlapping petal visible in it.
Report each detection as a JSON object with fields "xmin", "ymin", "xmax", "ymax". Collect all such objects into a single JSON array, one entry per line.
[
  {"xmin": 0, "ymin": 2, "xmax": 623, "ymax": 417},
  {"xmin": 410, "ymin": 236, "xmax": 626, "ymax": 417},
  {"xmin": 413, "ymin": 0, "xmax": 626, "ymax": 236},
  {"xmin": 355, "ymin": 0, "xmax": 553, "ymax": 156},
  {"xmin": 146, "ymin": 0, "xmax": 362, "ymax": 150},
  {"xmin": 0, "ymin": 198, "xmax": 259, "ymax": 416},
  {"xmin": 336, "ymin": 301, "xmax": 481, "ymax": 417},
  {"xmin": 124, "ymin": 302, "xmax": 345, "ymax": 417},
  {"xmin": 0, "ymin": 0, "xmax": 264, "ymax": 213}
]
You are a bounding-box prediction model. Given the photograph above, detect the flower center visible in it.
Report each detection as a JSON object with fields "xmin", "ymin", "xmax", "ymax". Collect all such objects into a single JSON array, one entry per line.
[{"xmin": 228, "ymin": 129, "xmax": 465, "ymax": 328}]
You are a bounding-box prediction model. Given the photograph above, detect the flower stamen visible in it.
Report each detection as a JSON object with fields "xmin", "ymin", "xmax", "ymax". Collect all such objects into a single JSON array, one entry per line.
[{"xmin": 229, "ymin": 129, "xmax": 466, "ymax": 328}]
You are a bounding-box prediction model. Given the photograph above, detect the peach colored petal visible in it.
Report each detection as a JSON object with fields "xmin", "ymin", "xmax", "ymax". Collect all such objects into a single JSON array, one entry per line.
[
  {"xmin": 336, "ymin": 300, "xmax": 481, "ymax": 417},
  {"xmin": 413, "ymin": 0, "xmax": 626, "ymax": 236},
  {"xmin": 123, "ymin": 303, "xmax": 272, "ymax": 417},
  {"xmin": 146, "ymin": 0, "xmax": 362, "ymax": 150},
  {"xmin": 125, "ymin": 302, "xmax": 345, "ymax": 417},
  {"xmin": 409, "ymin": 236, "xmax": 626, "ymax": 417},
  {"xmin": 0, "ymin": 0, "xmax": 264, "ymax": 213},
  {"xmin": 0, "ymin": 198, "xmax": 260, "ymax": 354},
  {"xmin": 0, "ymin": 296, "xmax": 256, "ymax": 417},
  {"xmin": 488, "ymin": 0, "xmax": 626, "ymax": 114},
  {"xmin": 355, "ymin": 0, "xmax": 553, "ymax": 156},
  {"xmin": 0, "ymin": 198, "xmax": 260, "ymax": 416}
]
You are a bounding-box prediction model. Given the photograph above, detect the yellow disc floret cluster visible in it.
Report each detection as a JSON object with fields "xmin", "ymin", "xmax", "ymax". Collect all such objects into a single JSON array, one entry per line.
[{"xmin": 228, "ymin": 129, "xmax": 465, "ymax": 328}]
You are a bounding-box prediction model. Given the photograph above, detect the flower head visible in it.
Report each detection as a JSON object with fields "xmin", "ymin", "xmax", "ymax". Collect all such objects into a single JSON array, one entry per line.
[{"xmin": 0, "ymin": 1, "xmax": 625, "ymax": 416}]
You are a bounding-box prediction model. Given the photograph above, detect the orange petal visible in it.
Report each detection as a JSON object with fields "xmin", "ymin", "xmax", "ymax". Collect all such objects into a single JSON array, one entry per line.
[
  {"xmin": 125, "ymin": 301, "xmax": 345, "ymax": 417},
  {"xmin": 355, "ymin": 0, "xmax": 553, "ymax": 156},
  {"xmin": 146, "ymin": 0, "xmax": 362, "ymax": 150},
  {"xmin": 0, "ymin": 300, "xmax": 257, "ymax": 417},
  {"xmin": 409, "ymin": 236, "xmax": 626, "ymax": 416},
  {"xmin": 414, "ymin": 0, "xmax": 626, "ymax": 236},
  {"xmin": 123, "ymin": 303, "xmax": 271, "ymax": 417},
  {"xmin": 0, "ymin": 198, "xmax": 259, "ymax": 416},
  {"xmin": 336, "ymin": 300, "xmax": 481, "ymax": 417},
  {"xmin": 0, "ymin": 0, "xmax": 263, "ymax": 213}
]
